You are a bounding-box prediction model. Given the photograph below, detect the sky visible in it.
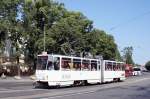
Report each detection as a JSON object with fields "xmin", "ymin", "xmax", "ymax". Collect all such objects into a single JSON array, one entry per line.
[{"xmin": 57, "ymin": 0, "xmax": 150, "ymax": 65}]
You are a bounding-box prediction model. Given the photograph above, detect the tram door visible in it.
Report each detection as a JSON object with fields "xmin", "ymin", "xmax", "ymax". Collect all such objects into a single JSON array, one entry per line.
[
  {"xmin": 100, "ymin": 60, "xmax": 104, "ymax": 83},
  {"xmin": 98, "ymin": 60, "xmax": 102, "ymax": 83}
]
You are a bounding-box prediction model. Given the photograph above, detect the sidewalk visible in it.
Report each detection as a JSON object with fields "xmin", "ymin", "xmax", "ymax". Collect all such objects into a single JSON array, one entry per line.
[{"xmin": 0, "ymin": 76, "xmax": 35, "ymax": 83}]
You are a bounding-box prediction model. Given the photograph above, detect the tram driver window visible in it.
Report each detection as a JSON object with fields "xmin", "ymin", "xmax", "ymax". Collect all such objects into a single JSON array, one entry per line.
[
  {"xmin": 47, "ymin": 61, "xmax": 53, "ymax": 70},
  {"xmin": 41, "ymin": 59, "xmax": 47, "ymax": 70},
  {"xmin": 54, "ymin": 57, "xmax": 60, "ymax": 70}
]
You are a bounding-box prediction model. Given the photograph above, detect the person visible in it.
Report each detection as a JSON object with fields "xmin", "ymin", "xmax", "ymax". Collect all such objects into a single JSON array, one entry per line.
[
  {"xmin": 91, "ymin": 64, "xmax": 96, "ymax": 71},
  {"xmin": 47, "ymin": 61, "xmax": 53, "ymax": 70},
  {"xmin": 82, "ymin": 63, "xmax": 89, "ymax": 71},
  {"xmin": 73, "ymin": 63, "xmax": 77, "ymax": 70},
  {"xmin": 63, "ymin": 62, "xmax": 70, "ymax": 70},
  {"xmin": 54, "ymin": 59, "xmax": 60, "ymax": 70}
]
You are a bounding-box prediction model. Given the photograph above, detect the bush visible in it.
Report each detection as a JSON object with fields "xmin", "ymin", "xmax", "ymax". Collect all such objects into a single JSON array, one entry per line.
[
  {"xmin": 145, "ymin": 61, "xmax": 150, "ymax": 71},
  {"xmin": 5, "ymin": 65, "xmax": 18, "ymax": 76},
  {"xmin": 0, "ymin": 64, "xmax": 35, "ymax": 76},
  {"xmin": 0, "ymin": 66, "xmax": 3, "ymax": 76}
]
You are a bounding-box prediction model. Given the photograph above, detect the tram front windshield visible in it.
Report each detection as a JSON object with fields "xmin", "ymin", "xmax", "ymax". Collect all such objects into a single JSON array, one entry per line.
[
  {"xmin": 37, "ymin": 55, "xmax": 60, "ymax": 70},
  {"xmin": 37, "ymin": 56, "xmax": 48, "ymax": 70}
]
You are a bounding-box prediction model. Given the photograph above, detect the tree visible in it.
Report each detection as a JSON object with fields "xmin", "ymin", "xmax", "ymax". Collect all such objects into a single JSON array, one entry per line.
[
  {"xmin": 115, "ymin": 48, "xmax": 122, "ymax": 61},
  {"xmin": 145, "ymin": 61, "xmax": 150, "ymax": 71},
  {"xmin": 22, "ymin": 0, "xmax": 66, "ymax": 68},
  {"xmin": 49, "ymin": 11, "xmax": 93, "ymax": 55},
  {"xmin": 122, "ymin": 46, "xmax": 134, "ymax": 64},
  {"xmin": 0, "ymin": 0, "xmax": 122, "ymax": 70},
  {"xmin": 86, "ymin": 29, "xmax": 119, "ymax": 60},
  {"xmin": 0, "ymin": 31, "xmax": 6, "ymax": 55},
  {"xmin": 0, "ymin": 0, "xmax": 22, "ymax": 58},
  {"xmin": 0, "ymin": 0, "xmax": 24, "ymax": 77},
  {"xmin": 22, "ymin": 0, "xmax": 121, "ymax": 62}
]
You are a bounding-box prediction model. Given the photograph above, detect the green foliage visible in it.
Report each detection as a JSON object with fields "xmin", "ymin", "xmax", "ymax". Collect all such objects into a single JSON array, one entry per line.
[
  {"xmin": 23, "ymin": 0, "xmax": 66, "ymax": 58},
  {"xmin": 0, "ymin": 0, "xmax": 21, "ymax": 57},
  {"xmin": 122, "ymin": 46, "xmax": 134, "ymax": 64},
  {"xmin": 49, "ymin": 11, "xmax": 93, "ymax": 55},
  {"xmin": 1, "ymin": 0, "xmax": 122, "ymax": 67},
  {"xmin": 145, "ymin": 61, "xmax": 150, "ymax": 71},
  {"xmin": 86, "ymin": 29, "xmax": 118, "ymax": 60},
  {"xmin": 115, "ymin": 48, "xmax": 122, "ymax": 61}
]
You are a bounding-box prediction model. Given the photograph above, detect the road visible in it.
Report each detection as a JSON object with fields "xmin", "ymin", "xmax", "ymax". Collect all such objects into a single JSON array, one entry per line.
[{"xmin": 0, "ymin": 72, "xmax": 150, "ymax": 99}]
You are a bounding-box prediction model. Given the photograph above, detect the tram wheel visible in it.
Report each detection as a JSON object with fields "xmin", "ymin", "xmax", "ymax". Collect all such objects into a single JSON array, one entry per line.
[{"xmin": 81, "ymin": 80, "xmax": 88, "ymax": 86}]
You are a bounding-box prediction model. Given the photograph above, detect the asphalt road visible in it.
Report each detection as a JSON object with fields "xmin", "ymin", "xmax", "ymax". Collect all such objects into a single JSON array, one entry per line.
[{"xmin": 0, "ymin": 72, "xmax": 150, "ymax": 99}]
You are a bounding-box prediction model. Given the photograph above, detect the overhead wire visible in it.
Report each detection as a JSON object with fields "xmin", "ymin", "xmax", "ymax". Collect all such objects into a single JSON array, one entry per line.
[{"xmin": 109, "ymin": 10, "xmax": 150, "ymax": 31}]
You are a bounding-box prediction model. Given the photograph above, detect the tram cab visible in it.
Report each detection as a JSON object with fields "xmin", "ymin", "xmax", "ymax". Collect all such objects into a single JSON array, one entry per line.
[{"xmin": 36, "ymin": 53, "xmax": 61, "ymax": 86}]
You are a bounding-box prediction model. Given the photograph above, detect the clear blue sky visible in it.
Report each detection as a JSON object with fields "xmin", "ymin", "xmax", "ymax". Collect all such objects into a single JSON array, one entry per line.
[{"xmin": 57, "ymin": 0, "xmax": 150, "ymax": 65}]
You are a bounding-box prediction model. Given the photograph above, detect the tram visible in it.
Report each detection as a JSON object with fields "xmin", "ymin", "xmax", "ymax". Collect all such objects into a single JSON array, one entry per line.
[{"xmin": 35, "ymin": 53, "xmax": 125, "ymax": 87}]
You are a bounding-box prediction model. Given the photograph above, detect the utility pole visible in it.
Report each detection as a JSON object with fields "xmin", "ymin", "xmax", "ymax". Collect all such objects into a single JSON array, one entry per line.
[{"xmin": 42, "ymin": 18, "xmax": 46, "ymax": 52}]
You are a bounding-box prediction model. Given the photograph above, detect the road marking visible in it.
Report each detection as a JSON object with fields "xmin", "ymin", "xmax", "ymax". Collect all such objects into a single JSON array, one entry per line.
[
  {"xmin": 1, "ymin": 77, "xmax": 150, "ymax": 99},
  {"xmin": 0, "ymin": 88, "xmax": 44, "ymax": 93}
]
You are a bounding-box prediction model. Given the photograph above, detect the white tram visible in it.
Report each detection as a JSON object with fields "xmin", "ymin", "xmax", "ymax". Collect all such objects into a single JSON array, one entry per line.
[
  {"xmin": 35, "ymin": 53, "xmax": 125, "ymax": 87},
  {"xmin": 103, "ymin": 60, "xmax": 126, "ymax": 82}
]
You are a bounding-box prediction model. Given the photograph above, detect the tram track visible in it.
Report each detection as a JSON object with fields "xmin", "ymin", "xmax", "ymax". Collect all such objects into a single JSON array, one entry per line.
[{"xmin": 0, "ymin": 76, "xmax": 150, "ymax": 99}]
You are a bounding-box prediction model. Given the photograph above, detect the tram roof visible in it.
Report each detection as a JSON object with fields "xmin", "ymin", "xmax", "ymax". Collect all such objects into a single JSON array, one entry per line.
[
  {"xmin": 38, "ymin": 54, "xmax": 101, "ymax": 60},
  {"xmin": 38, "ymin": 53, "xmax": 124, "ymax": 63},
  {"xmin": 103, "ymin": 60, "xmax": 124, "ymax": 63}
]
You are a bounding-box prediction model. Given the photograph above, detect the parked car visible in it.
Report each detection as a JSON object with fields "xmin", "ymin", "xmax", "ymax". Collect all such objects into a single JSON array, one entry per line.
[{"xmin": 132, "ymin": 67, "xmax": 142, "ymax": 76}]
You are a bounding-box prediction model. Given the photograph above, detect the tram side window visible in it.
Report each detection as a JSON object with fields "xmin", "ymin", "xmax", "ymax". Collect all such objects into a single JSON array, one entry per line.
[
  {"xmin": 54, "ymin": 57, "xmax": 60, "ymax": 70},
  {"xmin": 105, "ymin": 62, "xmax": 112, "ymax": 71},
  {"xmin": 61, "ymin": 58, "xmax": 71, "ymax": 70},
  {"xmin": 116, "ymin": 63, "xmax": 119, "ymax": 71},
  {"xmin": 82, "ymin": 60, "xmax": 90, "ymax": 71},
  {"xmin": 113, "ymin": 62, "xmax": 117, "ymax": 71},
  {"xmin": 73, "ymin": 59, "xmax": 81, "ymax": 70},
  {"xmin": 117, "ymin": 63, "xmax": 124, "ymax": 71},
  {"xmin": 119, "ymin": 63, "xmax": 122, "ymax": 71},
  {"xmin": 91, "ymin": 60, "xmax": 97, "ymax": 71},
  {"xmin": 105, "ymin": 62, "xmax": 107, "ymax": 70}
]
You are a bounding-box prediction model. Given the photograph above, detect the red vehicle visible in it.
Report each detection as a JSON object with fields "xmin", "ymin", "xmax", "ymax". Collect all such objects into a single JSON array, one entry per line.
[{"xmin": 125, "ymin": 64, "xmax": 133, "ymax": 77}]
